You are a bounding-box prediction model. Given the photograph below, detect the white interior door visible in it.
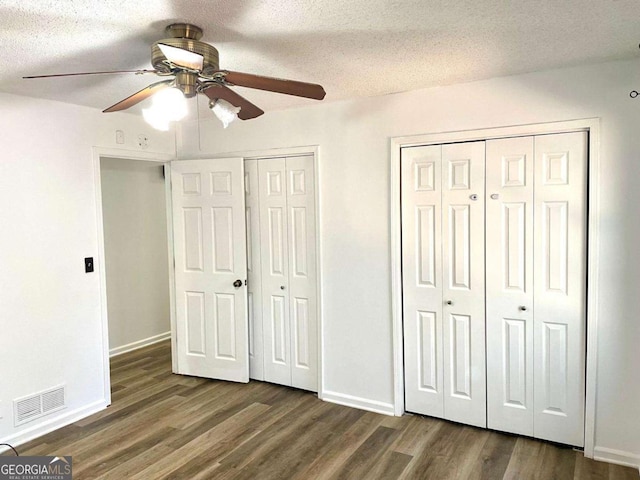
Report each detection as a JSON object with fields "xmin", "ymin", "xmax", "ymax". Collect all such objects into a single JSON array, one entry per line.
[
  {"xmin": 171, "ymin": 158, "xmax": 249, "ymax": 382},
  {"xmin": 533, "ymin": 132, "xmax": 587, "ymax": 447},
  {"xmin": 259, "ymin": 158, "xmax": 292, "ymax": 387},
  {"xmin": 402, "ymin": 144, "xmax": 444, "ymax": 418},
  {"xmin": 287, "ymin": 155, "xmax": 318, "ymax": 392},
  {"xmin": 441, "ymin": 141, "xmax": 486, "ymax": 428},
  {"xmin": 486, "ymin": 136, "xmax": 535, "ymax": 436},
  {"xmin": 245, "ymin": 160, "xmax": 264, "ymax": 381}
]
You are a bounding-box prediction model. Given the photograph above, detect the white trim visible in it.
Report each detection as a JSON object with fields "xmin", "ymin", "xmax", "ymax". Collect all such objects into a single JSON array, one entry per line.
[
  {"xmin": 92, "ymin": 147, "xmax": 175, "ymax": 408},
  {"xmin": 390, "ymin": 118, "xmax": 601, "ymax": 454},
  {"xmin": 322, "ymin": 391, "xmax": 395, "ymax": 416},
  {"xmin": 109, "ymin": 331, "xmax": 172, "ymax": 357},
  {"xmin": 177, "ymin": 144, "xmax": 319, "ymax": 161},
  {"xmin": 593, "ymin": 447, "xmax": 640, "ymax": 470},
  {"xmin": 0, "ymin": 399, "xmax": 108, "ymax": 453}
]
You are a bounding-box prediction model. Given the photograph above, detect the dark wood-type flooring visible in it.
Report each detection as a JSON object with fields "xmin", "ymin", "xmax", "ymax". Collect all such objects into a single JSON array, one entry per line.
[{"xmin": 5, "ymin": 341, "xmax": 639, "ymax": 479}]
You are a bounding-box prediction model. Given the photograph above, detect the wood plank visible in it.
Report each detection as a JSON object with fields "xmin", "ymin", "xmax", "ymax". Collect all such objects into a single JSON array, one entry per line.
[{"xmin": 10, "ymin": 341, "xmax": 639, "ymax": 480}]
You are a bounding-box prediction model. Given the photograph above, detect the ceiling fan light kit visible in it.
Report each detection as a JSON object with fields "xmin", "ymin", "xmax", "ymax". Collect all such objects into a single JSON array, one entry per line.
[{"xmin": 23, "ymin": 23, "xmax": 326, "ymax": 130}]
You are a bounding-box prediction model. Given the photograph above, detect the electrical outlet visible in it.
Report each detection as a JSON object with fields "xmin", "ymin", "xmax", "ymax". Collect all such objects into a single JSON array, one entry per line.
[{"xmin": 138, "ymin": 134, "xmax": 149, "ymax": 149}]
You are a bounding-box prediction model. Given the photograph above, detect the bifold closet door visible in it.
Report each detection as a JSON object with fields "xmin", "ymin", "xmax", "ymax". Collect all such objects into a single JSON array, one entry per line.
[
  {"xmin": 486, "ymin": 136, "xmax": 535, "ymax": 436},
  {"xmin": 258, "ymin": 156, "xmax": 318, "ymax": 391},
  {"xmin": 259, "ymin": 158, "xmax": 291, "ymax": 386},
  {"xmin": 402, "ymin": 144, "xmax": 444, "ymax": 418},
  {"xmin": 245, "ymin": 160, "xmax": 264, "ymax": 381},
  {"xmin": 533, "ymin": 132, "xmax": 587, "ymax": 447},
  {"xmin": 286, "ymin": 155, "xmax": 318, "ymax": 392},
  {"xmin": 402, "ymin": 142, "xmax": 486, "ymax": 427},
  {"xmin": 486, "ymin": 132, "xmax": 587, "ymax": 447},
  {"xmin": 441, "ymin": 142, "xmax": 486, "ymax": 428}
]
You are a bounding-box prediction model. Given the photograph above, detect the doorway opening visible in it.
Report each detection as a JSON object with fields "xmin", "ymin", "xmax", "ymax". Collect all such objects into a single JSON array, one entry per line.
[{"xmin": 94, "ymin": 149, "xmax": 175, "ymax": 405}]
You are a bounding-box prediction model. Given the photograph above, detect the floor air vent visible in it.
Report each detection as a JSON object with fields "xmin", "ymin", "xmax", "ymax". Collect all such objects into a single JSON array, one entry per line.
[{"xmin": 14, "ymin": 385, "xmax": 66, "ymax": 426}]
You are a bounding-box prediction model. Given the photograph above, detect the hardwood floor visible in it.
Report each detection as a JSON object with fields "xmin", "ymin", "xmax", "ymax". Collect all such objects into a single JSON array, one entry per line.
[{"xmin": 6, "ymin": 341, "xmax": 639, "ymax": 479}]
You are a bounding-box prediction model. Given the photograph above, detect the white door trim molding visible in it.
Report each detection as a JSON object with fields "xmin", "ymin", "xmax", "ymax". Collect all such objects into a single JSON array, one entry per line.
[
  {"xmin": 92, "ymin": 147, "xmax": 176, "ymax": 407},
  {"xmin": 389, "ymin": 118, "xmax": 600, "ymax": 458}
]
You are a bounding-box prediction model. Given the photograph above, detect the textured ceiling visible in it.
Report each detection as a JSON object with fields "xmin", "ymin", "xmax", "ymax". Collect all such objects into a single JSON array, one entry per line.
[{"xmin": 2, "ymin": 0, "xmax": 640, "ymax": 118}]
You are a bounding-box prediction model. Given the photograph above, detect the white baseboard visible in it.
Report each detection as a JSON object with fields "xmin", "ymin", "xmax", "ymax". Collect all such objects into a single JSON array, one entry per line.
[
  {"xmin": 0, "ymin": 399, "xmax": 108, "ymax": 453},
  {"xmin": 109, "ymin": 331, "xmax": 171, "ymax": 357},
  {"xmin": 593, "ymin": 446, "xmax": 640, "ymax": 471},
  {"xmin": 321, "ymin": 390, "xmax": 395, "ymax": 416}
]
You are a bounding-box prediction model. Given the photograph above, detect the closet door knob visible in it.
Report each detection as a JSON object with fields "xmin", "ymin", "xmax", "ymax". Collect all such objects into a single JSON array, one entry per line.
[
  {"xmin": 280, "ymin": 285, "xmax": 286, "ymax": 290},
  {"xmin": 519, "ymin": 306, "xmax": 527, "ymax": 311},
  {"xmin": 445, "ymin": 300, "xmax": 453, "ymax": 306},
  {"xmin": 233, "ymin": 279, "xmax": 242, "ymax": 288}
]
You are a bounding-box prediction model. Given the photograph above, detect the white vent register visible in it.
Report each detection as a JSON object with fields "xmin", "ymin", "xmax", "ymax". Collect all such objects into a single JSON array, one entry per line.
[{"xmin": 14, "ymin": 385, "xmax": 66, "ymax": 426}]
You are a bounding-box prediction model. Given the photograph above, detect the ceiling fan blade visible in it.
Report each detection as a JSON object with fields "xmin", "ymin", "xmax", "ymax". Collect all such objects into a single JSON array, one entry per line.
[
  {"xmin": 220, "ymin": 71, "xmax": 326, "ymax": 100},
  {"xmin": 23, "ymin": 69, "xmax": 157, "ymax": 79},
  {"xmin": 203, "ymin": 85, "xmax": 264, "ymax": 120},
  {"xmin": 158, "ymin": 43, "xmax": 204, "ymax": 71},
  {"xmin": 103, "ymin": 80, "xmax": 173, "ymax": 113}
]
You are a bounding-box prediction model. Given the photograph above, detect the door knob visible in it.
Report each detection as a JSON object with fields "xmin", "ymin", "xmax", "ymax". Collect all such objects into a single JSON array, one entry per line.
[
  {"xmin": 445, "ymin": 300, "xmax": 453, "ymax": 306},
  {"xmin": 280, "ymin": 285, "xmax": 286, "ymax": 290},
  {"xmin": 490, "ymin": 193, "xmax": 500, "ymax": 200},
  {"xmin": 233, "ymin": 279, "xmax": 242, "ymax": 288},
  {"xmin": 519, "ymin": 306, "xmax": 527, "ymax": 311}
]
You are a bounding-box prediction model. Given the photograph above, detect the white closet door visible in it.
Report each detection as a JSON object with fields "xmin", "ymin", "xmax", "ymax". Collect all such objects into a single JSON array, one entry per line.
[
  {"xmin": 533, "ymin": 132, "xmax": 587, "ymax": 447},
  {"xmin": 441, "ymin": 141, "xmax": 486, "ymax": 428},
  {"xmin": 402, "ymin": 145, "xmax": 444, "ymax": 417},
  {"xmin": 259, "ymin": 158, "xmax": 292, "ymax": 387},
  {"xmin": 486, "ymin": 137, "xmax": 535, "ymax": 435},
  {"xmin": 245, "ymin": 160, "xmax": 264, "ymax": 380},
  {"xmin": 171, "ymin": 158, "xmax": 249, "ymax": 382},
  {"xmin": 286, "ymin": 155, "xmax": 318, "ymax": 391}
]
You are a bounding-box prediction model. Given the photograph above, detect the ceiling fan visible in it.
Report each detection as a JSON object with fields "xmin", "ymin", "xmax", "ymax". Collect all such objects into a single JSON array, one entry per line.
[{"xmin": 23, "ymin": 23, "xmax": 326, "ymax": 126}]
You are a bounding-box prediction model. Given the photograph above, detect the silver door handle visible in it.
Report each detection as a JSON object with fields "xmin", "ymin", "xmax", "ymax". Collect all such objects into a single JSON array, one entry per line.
[{"xmin": 490, "ymin": 193, "xmax": 500, "ymax": 200}]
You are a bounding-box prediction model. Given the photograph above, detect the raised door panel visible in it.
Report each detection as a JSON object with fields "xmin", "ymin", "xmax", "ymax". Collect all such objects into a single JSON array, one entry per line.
[
  {"xmin": 244, "ymin": 160, "xmax": 264, "ymax": 380},
  {"xmin": 259, "ymin": 158, "xmax": 292, "ymax": 387},
  {"xmin": 171, "ymin": 158, "xmax": 249, "ymax": 382},
  {"xmin": 441, "ymin": 141, "xmax": 486, "ymax": 428},
  {"xmin": 286, "ymin": 155, "xmax": 318, "ymax": 392},
  {"xmin": 401, "ymin": 145, "xmax": 444, "ymax": 418},
  {"xmin": 533, "ymin": 132, "xmax": 587, "ymax": 447},
  {"xmin": 486, "ymin": 136, "xmax": 535, "ymax": 436}
]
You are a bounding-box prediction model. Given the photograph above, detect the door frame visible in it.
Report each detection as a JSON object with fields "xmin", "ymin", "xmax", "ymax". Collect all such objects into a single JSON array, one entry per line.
[
  {"xmin": 176, "ymin": 145, "xmax": 324, "ymax": 396},
  {"xmin": 93, "ymin": 147, "xmax": 176, "ymax": 406},
  {"xmin": 389, "ymin": 118, "xmax": 600, "ymax": 458}
]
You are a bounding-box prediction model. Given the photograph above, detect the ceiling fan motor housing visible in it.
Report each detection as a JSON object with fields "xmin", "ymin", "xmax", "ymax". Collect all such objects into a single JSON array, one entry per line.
[{"xmin": 151, "ymin": 23, "xmax": 220, "ymax": 77}]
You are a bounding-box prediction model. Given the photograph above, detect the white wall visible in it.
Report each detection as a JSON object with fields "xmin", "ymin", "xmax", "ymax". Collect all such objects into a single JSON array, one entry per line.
[
  {"xmin": 0, "ymin": 92, "xmax": 174, "ymax": 445},
  {"xmin": 178, "ymin": 58, "xmax": 640, "ymax": 466},
  {"xmin": 100, "ymin": 158, "xmax": 170, "ymax": 354}
]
